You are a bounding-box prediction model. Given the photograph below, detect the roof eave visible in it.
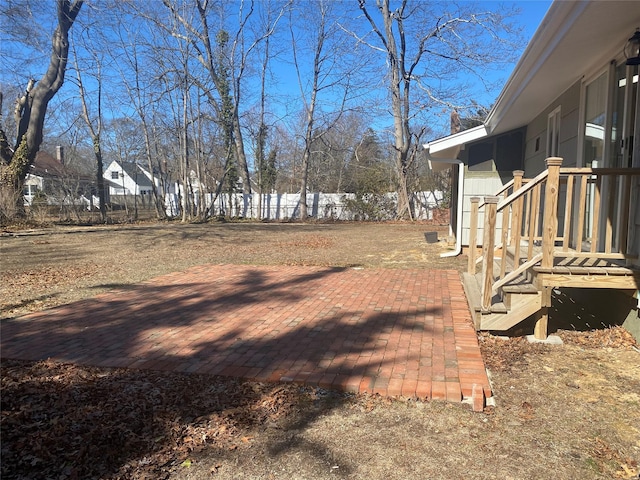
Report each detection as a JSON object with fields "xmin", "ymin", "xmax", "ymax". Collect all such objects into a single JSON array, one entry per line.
[
  {"xmin": 485, "ymin": 1, "xmax": 587, "ymax": 133},
  {"xmin": 423, "ymin": 125, "xmax": 488, "ymax": 159}
]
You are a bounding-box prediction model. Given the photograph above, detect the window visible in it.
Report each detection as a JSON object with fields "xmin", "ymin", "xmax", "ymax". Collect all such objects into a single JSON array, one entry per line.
[
  {"xmin": 23, "ymin": 185, "xmax": 39, "ymax": 196},
  {"xmin": 111, "ymin": 171, "xmax": 120, "ymax": 180},
  {"xmin": 547, "ymin": 106, "xmax": 561, "ymax": 157},
  {"xmin": 582, "ymin": 72, "xmax": 607, "ymax": 167}
]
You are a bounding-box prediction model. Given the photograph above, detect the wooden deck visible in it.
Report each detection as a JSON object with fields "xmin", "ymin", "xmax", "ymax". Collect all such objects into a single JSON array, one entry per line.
[{"xmin": 464, "ymin": 159, "xmax": 640, "ymax": 339}]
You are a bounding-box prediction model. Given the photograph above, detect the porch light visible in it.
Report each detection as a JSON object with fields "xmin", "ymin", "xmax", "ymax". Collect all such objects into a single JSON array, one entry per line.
[{"xmin": 625, "ymin": 28, "xmax": 640, "ymax": 66}]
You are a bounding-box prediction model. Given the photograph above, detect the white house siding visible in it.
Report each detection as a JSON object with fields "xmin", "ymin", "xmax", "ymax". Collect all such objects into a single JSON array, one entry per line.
[
  {"xmin": 462, "ymin": 172, "xmax": 505, "ymax": 246},
  {"xmin": 103, "ymin": 160, "xmax": 155, "ymax": 197},
  {"xmin": 104, "ymin": 161, "xmax": 133, "ymax": 195},
  {"xmin": 22, "ymin": 174, "xmax": 45, "ymax": 205}
]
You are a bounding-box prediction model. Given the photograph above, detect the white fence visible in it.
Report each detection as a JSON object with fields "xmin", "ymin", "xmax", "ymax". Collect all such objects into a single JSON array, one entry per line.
[{"xmin": 165, "ymin": 191, "xmax": 444, "ymax": 220}]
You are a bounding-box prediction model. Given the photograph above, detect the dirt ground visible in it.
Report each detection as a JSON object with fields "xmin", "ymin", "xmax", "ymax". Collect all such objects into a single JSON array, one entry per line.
[{"xmin": 1, "ymin": 221, "xmax": 639, "ymax": 479}]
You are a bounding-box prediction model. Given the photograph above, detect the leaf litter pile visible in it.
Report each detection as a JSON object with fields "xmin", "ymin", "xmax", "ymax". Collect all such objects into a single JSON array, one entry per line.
[
  {"xmin": 1, "ymin": 359, "xmax": 347, "ymax": 479},
  {"xmin": 2, "ymin": 327, "xmax": 639, "ymax": 480}
]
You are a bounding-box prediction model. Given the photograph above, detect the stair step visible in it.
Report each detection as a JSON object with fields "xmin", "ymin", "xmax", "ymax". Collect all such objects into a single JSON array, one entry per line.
[
  {"xmin": 487, "ymin": 302, "xmax": 508, "ymax": 314},
  {"xmin": 462, "ymin": 268, "xmax": 543, "ymax": 331},
  {"xmin": 461, "ymin": 272, "xmax": 482, "ymax": 329},
  {"xmin": 480, "ymin": 292, "xmax": 542, "ymax": 331},
  {"xmin": 501, "ymin": 283, "xmax": 539, "ymax": 294}
]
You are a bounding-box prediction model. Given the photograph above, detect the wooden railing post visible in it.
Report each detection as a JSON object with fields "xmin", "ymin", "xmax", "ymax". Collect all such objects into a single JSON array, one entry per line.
[
  {"xmin": 510, "ymin": 170, "xmax": 524, "ymax": 248},
  {"xmin": 481, "ymin": 196, "xmax": 499, "ymax": 311},
  {"xmin": 468, "ymin": 197, "xmax": 480, "ymax": 274},
  {"xmin": 541, "ymin": 157, "xmax": 563, "ymax": 269}
]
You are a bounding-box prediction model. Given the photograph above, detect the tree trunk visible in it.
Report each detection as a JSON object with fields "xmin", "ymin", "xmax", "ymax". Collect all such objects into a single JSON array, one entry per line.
[
  {"xmin": 359, "ymin": 0, "xmax": 416, "ymax": 220},
  {"xmin": 0, "ymin": 0, "xmax": 83, "ymax": 216},
  {"xmin": 141, "ymin": 119, "xmax": 165, "ymax": 220},
  {"xmin": 94, "ymin": 142, "xmax": 107, "ymax": 222}
]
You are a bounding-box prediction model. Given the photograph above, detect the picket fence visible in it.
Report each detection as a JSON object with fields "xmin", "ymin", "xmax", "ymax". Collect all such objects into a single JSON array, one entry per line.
[{"xmin": 165, "ymin": 191, "xmax": 444, "ymax": 221}]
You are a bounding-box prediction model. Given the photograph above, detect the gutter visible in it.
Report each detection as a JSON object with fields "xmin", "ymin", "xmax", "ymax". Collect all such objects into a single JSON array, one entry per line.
[
  {"xmin": 441, "ymin": 160, "xmax": 464, "ymax": 258},
  {"xmin": 425, "ymin": 153, "xmax": 464, "ymax": 258}
]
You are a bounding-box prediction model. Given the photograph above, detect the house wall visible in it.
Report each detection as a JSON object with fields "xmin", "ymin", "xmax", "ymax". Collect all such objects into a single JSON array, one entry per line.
[
  {"xmin": 461, "ymin": 174, "xmax": 506, "ymax": 246},
  {"xmin": 524, "ymin": 81, "xmax": 581, "ymax": 176},
  {"xmin": 457, "ymin": 128, "xmax": 526, "ymax": 245},
  {"xmin": 22, "ymin": 175, "xmax": 44, "ymax": 206},
  {"xmin": 104, "ymin": 161, "xmax": 151, "ymax": 197},
  {"xmin": 23, "ymin": 174, "xmax": 44, "ymax": 191}
]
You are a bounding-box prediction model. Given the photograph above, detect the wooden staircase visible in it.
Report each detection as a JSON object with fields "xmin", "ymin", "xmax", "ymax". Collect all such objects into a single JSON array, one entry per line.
[
  {"xmin": 463, "ymin": 270, "xmax": 542, "ymax": 332},
  {"xmin": 464, "ymin": 158, "xmax": 640, "ymax": 339}
]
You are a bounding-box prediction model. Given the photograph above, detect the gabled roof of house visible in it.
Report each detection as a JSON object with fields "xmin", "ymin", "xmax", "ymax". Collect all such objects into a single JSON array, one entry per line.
[
  {"xmin": 30, "ymin": 151, "xmax": 68, "ymax": 178},
  {"xmin": 425, "ymin": 1, "xmax": 640, "ymax": 159},
  {"xmin": 119, "ymin": 162, "xmax": 153, "ymax": 188}
]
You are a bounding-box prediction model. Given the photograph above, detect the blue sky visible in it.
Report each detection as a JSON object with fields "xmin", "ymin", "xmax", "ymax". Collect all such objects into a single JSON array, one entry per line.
[
  {"xmin": 0, "ymin": 0, "xmax": 555, "ymax": 148},
  {"xmin": 508, "ymin": 0, "xmax": 552, "ymax": 37},
  {"xmin": 475, "ymin": 1, "xmax": 553, "ymax": 101},
  {"xmin": 264, "ymin": 1, "xmax": 554, "ymax": 136}
]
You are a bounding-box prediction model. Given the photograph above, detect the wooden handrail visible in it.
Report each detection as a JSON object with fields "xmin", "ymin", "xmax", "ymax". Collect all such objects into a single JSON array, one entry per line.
[
  {"xmin": 492, "ymin": 253, "xmax": 542, "ymax": 292},
  {"xmin": 477, "ymin": 177, "xmax": 533, "ymax": 209},
  {"xmin": 560, "ymin": 167, "xmax": 640, "ymax": 175},
  {"xmin": 466, "ymin": 156, "xmax": 639, "ymax": 340},
  {"xmin": 491, "ymin": 178, "xmax": 515, "ymax": 198},
  {"xmin": 497, "ymin": 169, "xmax": 549, "ymax": 212},
  {"xmin": 481, "ymin": 196, "xmax": 499, "ymax": 311}
]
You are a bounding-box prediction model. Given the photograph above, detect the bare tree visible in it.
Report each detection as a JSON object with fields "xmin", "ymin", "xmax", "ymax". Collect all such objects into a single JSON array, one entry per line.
[
  {"xmin": 357, "ymin": 0, "xmax": 518, "ymax": 219},
  {"xmin": 289, "ymin": 0, "xmax": 359, "ymax": 219},
  {"xmin": 161, "ymin": 0, "xmax": 288, "ymax": 218},
  {"xmin": 72, "ymin": 38, "xmax": 108, "ymax": 222},
  {"xmin": 0, "ymin": 0, "xmax": 83, "ymax": 218},
  {"xmin": 253, "ymin": 1, "xmax": 279, "ymax": 220},
  {"xmin": 111, "ymin": 12, "xmax": 169, "ymax": 220}
]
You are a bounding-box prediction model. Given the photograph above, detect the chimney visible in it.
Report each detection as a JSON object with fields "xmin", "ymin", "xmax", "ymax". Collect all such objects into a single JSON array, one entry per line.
[
  {"xmin": 450, "ymin": 110, "xmax": 461, "ymax": 135},
  {"xmin": 56, "ymin": 146, "xmax": 64, "ymax": 165}
]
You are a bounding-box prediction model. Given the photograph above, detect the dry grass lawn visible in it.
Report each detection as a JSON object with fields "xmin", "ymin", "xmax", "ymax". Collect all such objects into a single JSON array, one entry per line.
[{"xmin": 1, "ymin": 221, "xmax": 639, "ymax": 479}]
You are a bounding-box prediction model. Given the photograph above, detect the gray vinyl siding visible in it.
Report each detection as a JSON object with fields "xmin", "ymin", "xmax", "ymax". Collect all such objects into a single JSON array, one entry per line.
[{"xmin": 524, "ymin": 81, "xmax": 581, "ymax": 176}]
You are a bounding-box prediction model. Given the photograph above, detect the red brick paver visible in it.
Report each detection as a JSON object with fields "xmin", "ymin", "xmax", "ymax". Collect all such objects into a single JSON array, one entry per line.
[{"xmin": 1, "ymin": 265, "xmax": 491, "ymax": 408}]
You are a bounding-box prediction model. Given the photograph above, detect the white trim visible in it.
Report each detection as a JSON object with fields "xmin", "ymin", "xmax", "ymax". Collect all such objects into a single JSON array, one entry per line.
[
  {"xmin": 577, "ymin": 77, "xmax": 586, "ymax": 168},
  {"xmin": 485, "ymin": 2, "xmax": 588, "ymax": 133},
  {"xmin": 546, "ymin": 105, "xmax": 561, "ymax": 157},
  {"xmin": 604, "ymin": 61, "xmax": 617, "ymax": 168},
  {"xmin": 634, "ymin": 69, "xmax": 640, "ymax": 168},
  {"xmin": 423, "ymin": 125, "xmax": 488, "ymax": 159}
]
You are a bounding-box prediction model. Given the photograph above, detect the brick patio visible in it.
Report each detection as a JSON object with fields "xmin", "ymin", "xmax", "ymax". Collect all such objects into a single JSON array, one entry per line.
[{"xmin": 1, "ymin": 265, "xmax": 491, "ymax": 409}]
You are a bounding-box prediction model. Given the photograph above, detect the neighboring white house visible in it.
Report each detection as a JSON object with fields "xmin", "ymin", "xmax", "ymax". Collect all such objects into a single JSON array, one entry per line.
[
  {"xmin": 103, "ymin": 160, "xmax": 445, "ymax": 220},
  {"xmin": 24, "ymin": 147, "xmax": 96, "ymax": 208},
  {"xmin": 103, "ymin": 160, "xmax": 156, "ymax": 198}
]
